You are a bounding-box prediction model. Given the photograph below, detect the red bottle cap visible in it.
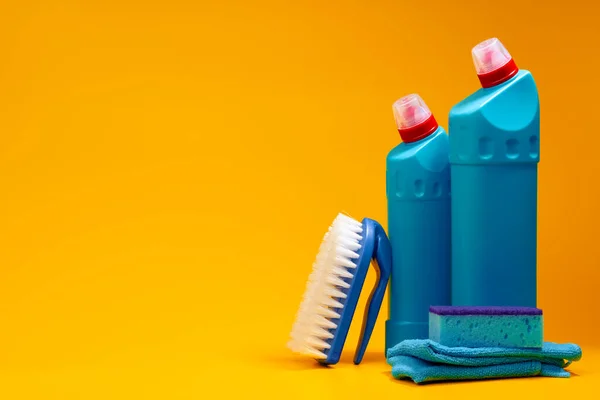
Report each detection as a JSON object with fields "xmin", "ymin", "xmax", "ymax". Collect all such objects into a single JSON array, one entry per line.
[
  {"xmin": 472, "ymin": 38, "xmax": 519, "ymax": 88},
  {"xmin": 392, "ymin": 94, "xmax": 439, "ymax": 143}
]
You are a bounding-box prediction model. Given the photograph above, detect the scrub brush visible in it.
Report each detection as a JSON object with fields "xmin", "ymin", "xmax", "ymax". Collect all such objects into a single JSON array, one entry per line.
[{"xmin": 288, "ymin": 213, "xmax": 392, "ymax": 365}]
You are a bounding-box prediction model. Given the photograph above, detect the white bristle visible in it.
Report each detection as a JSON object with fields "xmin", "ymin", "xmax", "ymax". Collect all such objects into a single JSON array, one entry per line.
[
  {"xmin": 310, "ymin": 326, "xmax": 335, "ymax": 339},
  {"xmin": 336, "ymin": 214, "xmax": 361, "ymax": 226},
  {"xmin": 304, "ymin": 347, "xmax": 328, "ymax": 359},
  {"xmin": 321, "ymin": 297, "xmax": 344, "ymax": 309},
  {"xmin": 316, "ymin": 305, "xmax": 341, "ymax": 319},
  {"xmin": 314, "ymin": 315, "xmax": 338, "ymax": 329},
  {"xmin": 335, "ymin": 255, "xmax": 357, "ymax": 269},
  {"xmin": 326, "ymin": 275, "xmax": 351, "ymax": 289},
  {"xmin": 337, "ymin": 247, "xmax": 360, "ymax": 260},
  {"xmin": 346, "ymin": 231, "xmax": 363, "ymax": 241},
  {"xmin": 339, "ymin": 237, "xmax": 361, "ymax": 251},
  {"xmin": 288, "ymin": 213, "xmax": 364, "ymax": 359},
  {"xmin": 332, "ymin": 266, "xmax": 353, "ymax": 279},
  {"xmin": 325, "ymin": 286, "xmax": 347, "ymax": 299},
  {"xmin": 306, "ymin": 336, "xmax": 331, "ymax": 350}
]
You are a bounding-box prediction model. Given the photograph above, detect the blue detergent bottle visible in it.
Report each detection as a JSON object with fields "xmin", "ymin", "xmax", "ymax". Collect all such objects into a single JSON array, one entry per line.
[
  {"xmin": 385, "ymin": 94, "xmax": 451, "ymax": 351},
  {"xmin": 449, "ymin": 38, "xmax": 540, "ymax": 307}
]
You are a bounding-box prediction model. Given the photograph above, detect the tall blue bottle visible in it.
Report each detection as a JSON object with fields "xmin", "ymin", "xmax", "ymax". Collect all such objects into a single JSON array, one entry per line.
[
  {"xmin": 449, "ymin": 38, "xmax": 540, "ymax": 307},
  {"xmin": 385, "ymin": 94, "xmax": 451, "ymax": 352}
]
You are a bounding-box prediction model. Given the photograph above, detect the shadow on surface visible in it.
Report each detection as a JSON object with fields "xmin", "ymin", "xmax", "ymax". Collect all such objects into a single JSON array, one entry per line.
[
  {"xmin": 258, "ymin": 354, "xmax": 332, "ymax": 371},
  {"xmin": 257, "ymin": 350, "xmax": 387, "ymax": 371},
  {"xmin": 338, "ymin": 351, "xmax": 386, "ymax": 365},
  {"xmin": 383, "ymin": 370, "xmax": 550, "ymax": 386}
]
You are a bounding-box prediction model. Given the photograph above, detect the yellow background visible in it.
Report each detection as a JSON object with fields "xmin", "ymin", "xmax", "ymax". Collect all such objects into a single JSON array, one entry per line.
[{"xmin": 0, "ymin": 0, "xmax": 598, "ymax": 398}]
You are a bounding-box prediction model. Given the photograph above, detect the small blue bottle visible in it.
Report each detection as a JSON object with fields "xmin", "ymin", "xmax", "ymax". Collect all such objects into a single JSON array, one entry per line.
[
  {"xmin": 449, "ymin": 38, "xmax": 540, "ymax": 307},
  {"xmin": 385, "ymin": 94, "xmax": 451, "ymax": 352}
]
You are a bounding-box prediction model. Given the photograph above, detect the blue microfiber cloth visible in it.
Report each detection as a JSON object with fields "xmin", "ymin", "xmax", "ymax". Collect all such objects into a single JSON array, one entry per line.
[{"xmin": 387, "ymin": 339, "xmax": 582, "ymax": 384}]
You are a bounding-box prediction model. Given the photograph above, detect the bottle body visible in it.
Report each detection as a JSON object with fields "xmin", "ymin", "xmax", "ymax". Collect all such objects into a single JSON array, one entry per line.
[
  {"xmin": 385, "ymin": 127, "xmax": 451, "ymax": 351},
  {"xmin": 449, "ymin": 70, "xmax": 540, "ymax": 307}
]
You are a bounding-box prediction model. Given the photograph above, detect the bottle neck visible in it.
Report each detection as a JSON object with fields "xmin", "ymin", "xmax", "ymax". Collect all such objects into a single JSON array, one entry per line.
[
  {"xmin": 398, "ymin": 115, "xmax": 439, "ymax": 143},
  {"xmin": 477, "ymin": 59, "xmax": 519, "ymax": 88}
]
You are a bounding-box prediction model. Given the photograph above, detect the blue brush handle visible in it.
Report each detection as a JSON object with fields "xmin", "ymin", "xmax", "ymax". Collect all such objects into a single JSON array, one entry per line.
[{"xmin": 353, "ymin": 218, "xmax": 392, "ymax": 365}]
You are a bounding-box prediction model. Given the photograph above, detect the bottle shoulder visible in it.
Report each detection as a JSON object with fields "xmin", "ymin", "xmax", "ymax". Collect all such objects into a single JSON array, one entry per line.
[
  {"xmin": 449, "ymin": 70, "xmax": 537, "ymax": 119},
  {"xmin": 387, "ymin": 128, "xmax": 450, "ymax": 174},
  {"xmin": 448, "ymin": 70, "xmax": 540, "ymax": 165}
]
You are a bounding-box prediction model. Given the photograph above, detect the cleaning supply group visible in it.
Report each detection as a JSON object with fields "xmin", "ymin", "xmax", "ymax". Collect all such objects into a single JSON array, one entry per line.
[{"xmin": 288, "ymin": 37, "xmax": 582, "ymax": 384}]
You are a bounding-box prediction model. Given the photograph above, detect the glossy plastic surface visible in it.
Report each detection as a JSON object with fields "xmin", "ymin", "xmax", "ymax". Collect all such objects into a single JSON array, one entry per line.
[
  {"xmin": 449, "ymin": 69, "xmax": 540, "ymax": 307},
  {"xmin": 385, "ymin": 127, "xmax": 451, "ymax": 352}
]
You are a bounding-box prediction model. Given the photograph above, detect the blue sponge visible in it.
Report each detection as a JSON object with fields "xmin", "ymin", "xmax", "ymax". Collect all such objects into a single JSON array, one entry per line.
[{"xmin": 429, "ymin": 306, "xmax": 543, "ymax": 349}]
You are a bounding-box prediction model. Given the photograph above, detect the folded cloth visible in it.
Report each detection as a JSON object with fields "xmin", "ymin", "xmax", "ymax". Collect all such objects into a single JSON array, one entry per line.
[{"xmin": 387, "ymin": 340, "xmax": 581, "ymax": 384}]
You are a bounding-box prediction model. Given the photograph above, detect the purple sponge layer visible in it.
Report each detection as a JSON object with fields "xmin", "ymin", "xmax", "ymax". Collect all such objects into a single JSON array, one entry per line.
[{"xmin": 429, "ymin": 306, "xmax": 542, "ymax": 316}]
